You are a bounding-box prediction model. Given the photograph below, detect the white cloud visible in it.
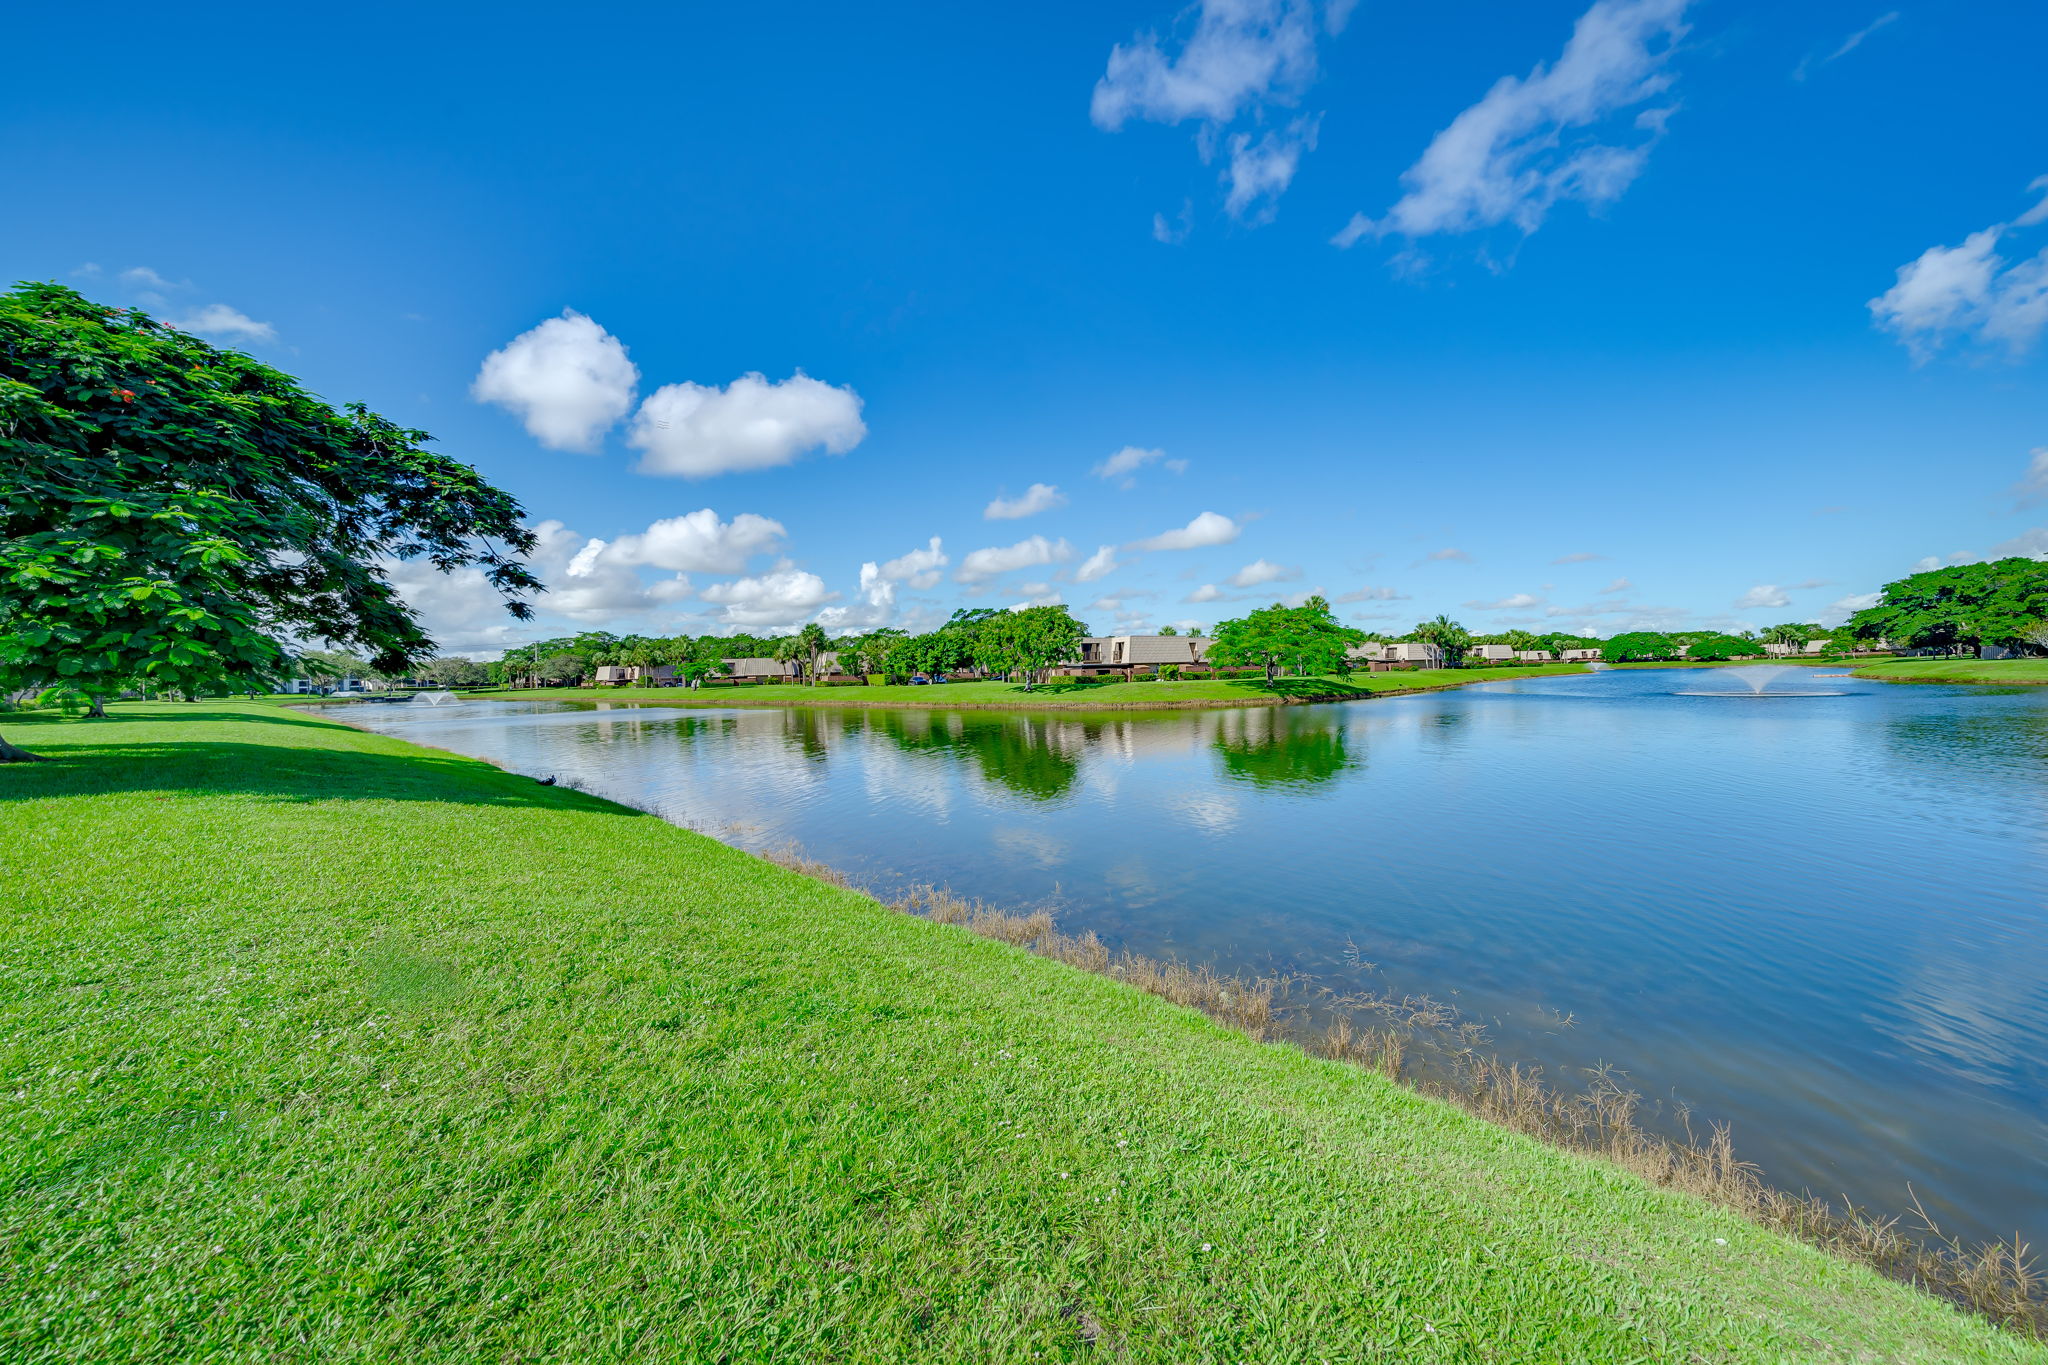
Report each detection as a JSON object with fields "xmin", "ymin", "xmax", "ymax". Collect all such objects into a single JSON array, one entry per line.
[
  {"xmin": 1072, "ymin": 545, "xmax": 1121, "ymax": 583},
  {"xmin": 1599, "ymin": 576, "xmax": 1631, "ymax": 594},
  {"xmin": 1984, "ymin": 527, "xmax": 2048, "ymax": 560},
  {"xmin": 1338, "ymin": 0, "xmax": 1689, "ymax": 247},
  {"xmin": 472, "ymin": 311, "xmax": 638, "ymax": 453},
  {"xmin": 1870, "ymin": 182, "xmax": 2048, "ymax": 359},
  {"xmin": 1153, "ymin": 199, "xmax": 1194, "ymax": 245},
  {"xmin": 1551, "ymin": 550, "xmax": 1605, "ymax": 563},
  {"xmin": 878, "ymin": 537, "xmax": 949, "ymax": 589},
  {"xmin": 1797, "ymin": 10, "xmax": 1898, "ymax": 77},
  {"xmin": 1092, "ymin": 0, "xmax": 1330, "ymax": 223},
  {"xmin": 121, "ymin": 266, "xmax": 183, "ymax": 289},
  {"xmin": 71, "ymin": 263, "xmax": 102, "ymax": 278},
  {"xmin": 2011, "ymin": 448, "xmax": 2048, "ymax": 509},
  {"xmin": 1734, "ymin": 584, "xmax": 1791, "ymax": 609},
  {"xmin": 1184, "ymin": 584, "xmax": 1228, "ymax": 603},
  {"xmin": 1093, "ymin": 444, "xmax": 1186, "ymax": 487},
  {"xmin": 629, "ymin": 371, "xmax": 865, "ymax": 478},
  {"xmin": 956, "ymin": 535, "xmax": 1074, "ymax": 582},
  {"xmin": 1092, "ymin": 0, "xmax": 1318, "ymax": 127},
  {"xmin": 1223, "ymin": 116, "xmax": 1320, "ymax": 223},
  {"xmin": 984, "ymin": 482, "xmax": 1068, "ymax": 520},
  {"xmin": 1820, "ymin": 591, "xmax": 1882, "ymax": 627},
  {"xmin": 1225, "ymin": 557, "xmax": 1299, "ymax": 588},
  {"xmin": 1332, "ymin": 585, "xmax": 1409, "ymax": 602},
  {"xmin": 699, "ymin": 564, "xmax": 840, "ymax": 628},
  {"xmin": 380, "ymin": 558, "xmax": 536, "ymax": 657},
  {"xmin": 1420, "ymin": 547, "xmax": 1472, "ymax": 563},
  {"xmin": 1464, "ymin": 592, "xmax": 1545, "ymax": 610},
  {"xmin": 171, "ymin": 303, "xmax": 277, "ymax": 343},
  {"xmin": 1130, "ymin": 511, "xmax": 1241, "ymax": 552},
  {"xmin": 817, "ymin": 562, "xmax": 901, "ymax": 633},
  {"xmin": 602, "ymin": 508, "xmax": 786, "ymax": 574}
]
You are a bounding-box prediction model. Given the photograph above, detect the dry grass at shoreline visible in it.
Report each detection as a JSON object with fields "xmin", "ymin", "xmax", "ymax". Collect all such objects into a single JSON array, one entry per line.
[{"xmin": 764, "ymin": 853, "xmax": 2047, "ymax": 1338}]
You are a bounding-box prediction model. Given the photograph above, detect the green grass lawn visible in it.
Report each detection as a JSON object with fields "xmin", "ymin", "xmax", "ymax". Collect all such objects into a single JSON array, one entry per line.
[
  {"xmin": 2, "ymin": 705, "xmax": 2037, "ymax": 1363},
  {"xmin": 1852, "ymin": 657, "xmax": 2048, "ymax": 685},
  {"xmin": 476, "ymin": 663, "xmax": 1588, "ymax": 711}
]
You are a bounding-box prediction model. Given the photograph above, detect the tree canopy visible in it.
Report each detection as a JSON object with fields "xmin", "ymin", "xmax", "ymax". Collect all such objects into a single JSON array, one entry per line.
[
  {"xmin": 1600, "ymin": 631, "xmax": 1678, "ymax": 663},
  {"xmin": 0, "ymin": 283, "xmax": 538, "ymax": 757},
  {"xmin": 1846, "ymin": 559, "xmax": 2048, "ymax": 653},
  {"xmin": 1681, "ymin": 633, "xmax": 1764, "ymax": 662},
  {"xmin": 1209, "ymin": 597, "xmax": 1364, "ymax": 682}
]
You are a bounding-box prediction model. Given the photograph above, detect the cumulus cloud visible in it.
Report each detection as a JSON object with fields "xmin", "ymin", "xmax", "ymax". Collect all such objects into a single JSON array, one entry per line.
[
  {"xmin": 1820, "ymin": 591, "xmax": 1882, "ymax": 627},
  {"xmin": 1336, "ymin": 0, "xmax": 1689, "ymax": 248},
  {"xmin": 471, "ymin": 311, "xmax": 639, "ymax": 453},
  {"xmin": 1983, "ymin": 527, "xmax": 2048, "ymax": 560},
  {"xmin": 1184, "ymin": 583, "xmax": 1228, "ymax": 603},
  {"xmin": 1225, "ymin": 557, "xmax": 1299, "ymax": 587},
  {"xmin": 601, "ymin": 508, "xmax": 786, "ymax": 574},
  {"xmin": 1072, "ymin": 545, "xmax": 1121, "ymax": 583},
  {"xmin": 1464, "ymin": 592, "xmax": 1545, "ymax": 610},
  {"xmin": 629, "ymin": 371, "xmax": 865, "ymax": 478},
  {"xmin": 817, "ymin": 562, "xmax": 901, "ymax": 633},
  {"xmin": 1092, "ymin": 444, "xmax": 1187, "ymax": 487},
  {"xmin": 699, "ymin": 564, "xmax": 840, "ymax": 628},
  {"xmin": 121, "ymin": 266, "xmax": 183, "ymax": 289},
  {"xmin": 956, "ymin": 535, "xmax": 1074, "ymax": 582},
  {"xmin": 1224, "ymin": 116, "xmax": 1321, "ymax": 223},
  {"xmin": 1870, "ymin": 180, "xmax": 2048, "ymax": 359},
  {"xmin": 877, "ymin": 537, "xmax": 949, "ymax": 589},
  {"xmin": 379, "ymin": 558, "xmax": 537, "ymax": 657},
  {"xmin": 1092, "ymin": 1, "xmax": 1334, "ymax": 223},
  {"xmin": 1153, "ymin": 199, "xmax": 1194, "ymax": 245},
  {"xmin": 1332, "ymin": 585, "xmax": 1409, "ymax": 602},
  {"xmin": 171, "ymin": 303, "xmax": 277, "ymax": 343},
  {"xmin": 1130, "ymin": 511, "xmax": 1241, "ymax": 552},
  {"xmin": 984, "ymin": 482, "xmax": 1068, "ymax": 520},
  {"xmin": 1734, "ymin": 584, "xmax": 1791, "ymax": 609},
  {"xmin": 1599, "ymin": 576, "xmax": 1631, "ymax": 594},
  {"xmin": 2012, "ymin": 448, "xmax": 2048, "ymax": 509}
]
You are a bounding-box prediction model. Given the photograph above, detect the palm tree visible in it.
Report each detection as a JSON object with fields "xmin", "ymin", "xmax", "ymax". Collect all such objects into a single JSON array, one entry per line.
[
  {"xmin": 772, "ymin": 633, "xmax": 803, "ymax": 684},
  {"xmin": 796, "ymin": 622, "xmax": 829, "ymax": 685},
  {"xmin": 1412, "ymin": 614, "xmax": 1472, "ymax": 664}
]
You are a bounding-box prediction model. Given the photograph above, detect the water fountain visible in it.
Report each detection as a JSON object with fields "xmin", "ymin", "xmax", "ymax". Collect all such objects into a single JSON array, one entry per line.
[
  {"xmin": 1674, "ymin": 666, "xmax": 1850, "ymax": 698},
  {"xmin": 414, "ymin": 690, "xmax": 458, "ymax": 706}
]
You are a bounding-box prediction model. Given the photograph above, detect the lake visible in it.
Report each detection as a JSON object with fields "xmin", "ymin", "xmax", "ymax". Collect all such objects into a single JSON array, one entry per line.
[{"xmin": 329, "ymin": 666, "xmax": 2048, "ymax": 1249}]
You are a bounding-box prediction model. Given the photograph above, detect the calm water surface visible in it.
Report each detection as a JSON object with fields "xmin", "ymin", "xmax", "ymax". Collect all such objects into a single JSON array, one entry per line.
[{"xmin": 333, "ymin": 667, "xmax": 2048, "ymax": 1247}]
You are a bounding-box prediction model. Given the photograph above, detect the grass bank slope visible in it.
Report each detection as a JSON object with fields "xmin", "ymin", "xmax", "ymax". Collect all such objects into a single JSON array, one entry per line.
[
  {"xmin": 477, "ymin": 663, "xmax": 1587, "ymax": 711},
  {"xmin": 1853, "ymin": 658, "xmax": 2048, "ymax": 685},
  {"xmin": 2, "ymin": 706, "xmax": 2035, "ymax": 1364}
]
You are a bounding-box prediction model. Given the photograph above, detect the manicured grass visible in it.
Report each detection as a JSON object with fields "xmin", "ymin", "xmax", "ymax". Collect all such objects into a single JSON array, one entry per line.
[
  {"xmin": 2, "ymin": 706, "xmax": 2037, "ymax": 1363},
  {"xmin": 1852, "ymin": 657, "xmax": 2048, "ymax": 685},
  {"xmin": 477, "ymin": 663, "xmax": 1589, "ymax": 711}
]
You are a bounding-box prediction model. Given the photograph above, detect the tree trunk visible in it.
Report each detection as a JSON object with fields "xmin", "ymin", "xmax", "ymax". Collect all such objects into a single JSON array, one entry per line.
[
  {"xmin": 0, "ymin": 729, "xmax": 43, "ymax": 762},
  {"xmin": 87, "ymin": 697, "xmax": 107, "ymax": 719}
]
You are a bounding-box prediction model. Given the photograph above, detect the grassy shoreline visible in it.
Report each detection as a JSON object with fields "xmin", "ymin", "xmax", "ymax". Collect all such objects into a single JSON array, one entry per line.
[
  {"xmin": 1851, "ymin": 658, "xmax": 2048, "ymax": 685},
  {"xmin": 457, "ymin": 662, "xmax": 1589, "ymax": 712},
  {"xmin": 4, "ymin": 704, "xmax": 2040, "ymax": 1361}
]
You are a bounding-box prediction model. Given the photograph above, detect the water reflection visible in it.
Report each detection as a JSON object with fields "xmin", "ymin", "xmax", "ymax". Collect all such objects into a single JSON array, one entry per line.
[
  {"xmin": 331, "ymin": 669, "xmax": 2048, "ymax": 1249},
  {"xmin": 1212, "ymin": 707, "xmax": 1356, "ymax": 789}
]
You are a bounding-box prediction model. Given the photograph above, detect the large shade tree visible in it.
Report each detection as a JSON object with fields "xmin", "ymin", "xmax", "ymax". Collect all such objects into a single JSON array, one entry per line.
[
  {"xmin": 1848, "ymin": 559, "xmax": 2048, "ymax": 654},
  {"xmin": 0, "ymin": 283, "xmax": 538, "ymax": 759},
  {"xmin": 1210, "ymin": 597, "xmax": 1364, "ymax": 683}
]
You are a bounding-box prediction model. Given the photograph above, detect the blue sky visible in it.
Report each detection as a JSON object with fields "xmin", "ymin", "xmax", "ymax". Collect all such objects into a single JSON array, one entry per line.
[{"xmin": 6, "ymin": 0, "xmax": 2045, "ymax": 652}]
